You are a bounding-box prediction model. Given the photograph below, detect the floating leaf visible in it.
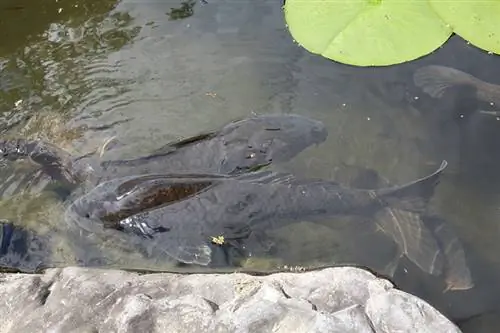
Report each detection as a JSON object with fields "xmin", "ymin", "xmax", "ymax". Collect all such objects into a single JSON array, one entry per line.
[
  {"xmin": 429, "ymin": 0, "xmax": 500, "ymax": 55},
  {"xmin": 283, "ymin": 0, "xmax": 453, "ymax": 66}
]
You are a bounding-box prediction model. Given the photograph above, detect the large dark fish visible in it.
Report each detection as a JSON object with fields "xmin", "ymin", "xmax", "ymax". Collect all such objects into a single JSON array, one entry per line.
[
  {"xmin": 97, "ymin": 113, "xmax": 328, "ymax": 180},
  {"xmin": 414, "ymin": 65, "xmax": 500, "ymax": 108},
  {"xmin": 0, "ymin": 113, "xmax": 328, "ymax": 196},
  {"xmin": 65, "ymin": 161, "xmax": 448, "ymax": 266}
]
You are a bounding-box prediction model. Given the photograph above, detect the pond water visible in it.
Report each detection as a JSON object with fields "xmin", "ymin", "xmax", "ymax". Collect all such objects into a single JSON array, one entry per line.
[{"xmin": 1, "ymin": 0, "xmax": 500, "ymax": 331}]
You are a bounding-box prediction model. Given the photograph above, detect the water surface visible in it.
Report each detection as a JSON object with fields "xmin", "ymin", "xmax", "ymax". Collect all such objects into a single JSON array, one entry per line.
[{"xmin": 1, "ymin": 1, "xmax": 500, "ymax": 331}]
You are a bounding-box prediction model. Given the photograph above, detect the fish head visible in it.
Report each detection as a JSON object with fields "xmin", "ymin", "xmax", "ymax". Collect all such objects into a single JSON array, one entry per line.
[
  {"xmin": 65, "ymin": 191, "xmax": 122, "ymax": 234},
  {"xmin": 64, "ymin": 175, "xmax": 136, "ymax": 233},
  {"xmin": 220, "ymin": 114, "xmax": 328, "ymax": 173},
  {"xmin": 65, "ymin": 174, "xmax": 218, "ymax": 233}
]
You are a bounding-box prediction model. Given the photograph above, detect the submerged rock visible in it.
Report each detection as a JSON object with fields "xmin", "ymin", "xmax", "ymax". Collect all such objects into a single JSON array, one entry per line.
[{"xmin": 0, "ymin": 266, "xmax": 461, "ymax": 333}]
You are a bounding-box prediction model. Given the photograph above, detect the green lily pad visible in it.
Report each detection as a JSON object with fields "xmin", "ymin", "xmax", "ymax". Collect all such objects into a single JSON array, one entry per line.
[
  {"xmin": 283, "ymin": 0, "xmax": 453, "ymax": 66},
  {"xmin": 429, "ymin": 1, "xmax": 500, "ymax": 55}
]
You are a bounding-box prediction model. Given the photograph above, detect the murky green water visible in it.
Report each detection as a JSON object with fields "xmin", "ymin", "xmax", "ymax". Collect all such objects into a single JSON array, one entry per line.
[{"xmin": 1, "ymin": 0, "xmax": 500, "ymax": 331}]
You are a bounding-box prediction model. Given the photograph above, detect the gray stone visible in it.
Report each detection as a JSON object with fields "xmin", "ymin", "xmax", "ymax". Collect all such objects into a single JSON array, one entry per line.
[{"xmin": 0, "ymin": 266, "xmax": 461, "ymax": 333}]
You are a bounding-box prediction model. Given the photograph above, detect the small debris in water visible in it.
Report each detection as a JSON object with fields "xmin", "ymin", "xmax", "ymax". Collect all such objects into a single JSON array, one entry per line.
[
  {"xmin": 279, "ymin": 265, "xmax": 306, "ymax": 272},
  {"xmin": 210, "ymin": 235, "xmax": 225, "ymax": 245},
  {"xmin": 99, "ymin": 136, "xmax": 117, "ymax": 158}
]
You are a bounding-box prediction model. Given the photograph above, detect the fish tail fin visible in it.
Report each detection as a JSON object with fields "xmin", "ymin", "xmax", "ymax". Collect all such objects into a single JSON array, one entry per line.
[
  {"xmin": 375, "ymin": 160, "xmax": 448, "ymax": 212},
  {"xmin": 424, "ymin": 215, "xmax": 474, "ymax": 292},
  {"xmin": 413, "ymin": 65, "xmax": 482, "ymax": 98}
]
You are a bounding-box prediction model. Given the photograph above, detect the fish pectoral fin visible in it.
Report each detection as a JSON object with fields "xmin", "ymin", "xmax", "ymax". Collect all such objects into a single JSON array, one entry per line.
[
  {"xmin": 124, "ymin": 216, "xmax": 213, "ymax": 266},
  {"xmin": 119, "ymin": 216, "xmax": 168, "ymax": 238},
  {"xmin": 155, "ymin": 237, "xmax": 212, "ymax": 266},
  {"xmin": 172, "ymin": 244, "xmax": 212, "ymax": 266}
]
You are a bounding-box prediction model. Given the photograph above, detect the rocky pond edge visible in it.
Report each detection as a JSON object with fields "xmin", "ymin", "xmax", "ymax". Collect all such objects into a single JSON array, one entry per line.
[{"xmin": 0, "ymin": 266, "xmax": 462, "ymax": 332}]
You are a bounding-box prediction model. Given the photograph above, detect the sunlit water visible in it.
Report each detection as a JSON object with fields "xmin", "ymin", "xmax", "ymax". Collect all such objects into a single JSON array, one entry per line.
[{"xmin": 1, "ymin": 1, "xmax": 500, "ymax": 331}]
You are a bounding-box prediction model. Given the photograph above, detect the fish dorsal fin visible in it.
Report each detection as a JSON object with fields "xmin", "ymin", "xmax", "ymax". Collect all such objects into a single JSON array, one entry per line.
[
  {"xmin": 114, "ymin": 173, "xmax": 229, "ymax": 201},
  {"xmin": 137, "ymin": 229, "xmax": 213, "ymax": 266},
  {"xmin": 152, "ymin": 114, "xmax": 257, "ymax": 155},
  {"xmin": 114, "ymin": 173, "xmax": 229, "ymax": 197},
  {"xmin": 116, "ymin": 179, "xmax": 214, "ymax": 204},
  {"xmin": 98, "ymin": 132, "xmax": 217, "ymax": 169},
  {"xmin": 99, "ymin": 174, "xmax": 225, "ymax": 223},
  {"xmin": 152, "ymin": 131, "xmax": 217, "ymax": 155}
]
